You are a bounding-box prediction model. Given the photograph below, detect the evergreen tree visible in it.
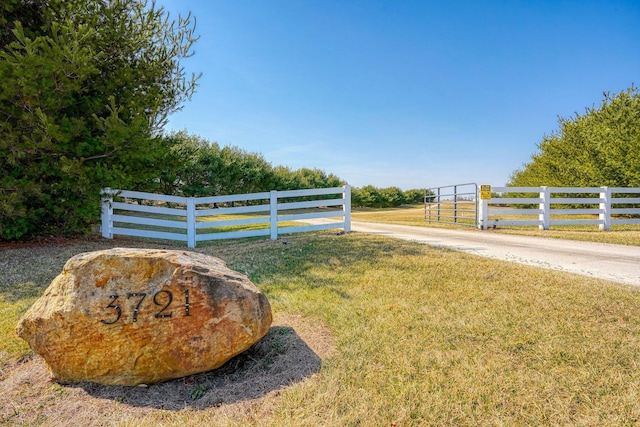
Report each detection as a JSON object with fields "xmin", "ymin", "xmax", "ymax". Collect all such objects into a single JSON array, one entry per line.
[
  {"xmin": 510, "ymin": 86, "xmax": 640, "ymax": 187},
  {"xmin": 0, "ymin": 0, "xmax": 200, "ymax": 239}
]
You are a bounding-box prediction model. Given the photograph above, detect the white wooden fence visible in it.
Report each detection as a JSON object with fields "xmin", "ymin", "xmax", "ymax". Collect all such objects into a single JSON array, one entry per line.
[
  {"xmin": 101, "ymin": 186, "xmax": 351, "ymax": 247},
  {"xmin": 478, "ymin": 186, "xmax": 640, "ymax": 230}
]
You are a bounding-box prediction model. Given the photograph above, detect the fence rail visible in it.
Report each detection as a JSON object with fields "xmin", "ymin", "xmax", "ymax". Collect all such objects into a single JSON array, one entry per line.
[
  {"xmin": 101, "ymin": 186, "xmax": 351, "ymax": 247},
  {"xmin": 479, "ymin": 186, "xmax": 640, "ymax": 230}
]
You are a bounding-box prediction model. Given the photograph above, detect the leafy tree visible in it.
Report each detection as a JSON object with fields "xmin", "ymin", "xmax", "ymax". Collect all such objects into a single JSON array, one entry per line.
[
  {"xmin": 0, "ymin": 0, "xmax": 200, "ymax": 239},
  {"xmin": 351, "ymin": 186, "xmax": 426, "ymax": 208},
  {"xmin": 510, "ymin": 86, "xmax": 640, "ymax": 187},
  {"xmin": 144, "ymin": 131, "xmax": 224, "ymax": 197},
  {"xmin": 379, "ymin": 187, "xmax": 405, "ymax": 207},
  {"xmin": 218, "ymin": 146, "xmax": 275, "ymax": 195},
  {"xmin": 143, "ymin": 131, "xmax": 348, "ymax": 199},
  {"xmin": 352, "ymin": 186, "xmax": 405, "ymax": 208},
  {"xmin": 147, "ymin": 131, "xmax": 276, "ymax": 197},
  {"xmin": 403, "ymin": 189, "xmax": 425, "ymax": 204},
  {"xmin": 269, "ymin": 166, "xmax": 344, "ymax": 192}
]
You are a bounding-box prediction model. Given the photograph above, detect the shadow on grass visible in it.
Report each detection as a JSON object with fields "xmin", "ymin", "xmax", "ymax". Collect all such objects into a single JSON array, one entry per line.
[{"xmin": 68, "ymin": 325, "xmax": 320, "ymax": 410}]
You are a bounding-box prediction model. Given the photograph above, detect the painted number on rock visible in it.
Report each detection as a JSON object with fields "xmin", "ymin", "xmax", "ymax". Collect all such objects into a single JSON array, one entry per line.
[{"xmin": 100, "ymin": 290, "xmax": 192, "ymax": 324}]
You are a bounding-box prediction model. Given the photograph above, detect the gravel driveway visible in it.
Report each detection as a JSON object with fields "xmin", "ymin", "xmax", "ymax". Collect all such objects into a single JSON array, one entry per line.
[{"xmin": 350, "ymin": 221, "xmax": 640, "ymax": 287}]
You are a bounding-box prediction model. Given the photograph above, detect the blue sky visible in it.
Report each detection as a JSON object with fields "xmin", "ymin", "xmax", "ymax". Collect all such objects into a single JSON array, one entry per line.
[{"xmin": 161, "ymin": 0, "xmax": 639, "ymax": 190}]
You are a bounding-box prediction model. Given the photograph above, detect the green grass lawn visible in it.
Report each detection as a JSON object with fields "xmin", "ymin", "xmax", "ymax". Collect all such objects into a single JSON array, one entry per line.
[{"xmin": 3, "ymin": 232, "xmax": 640, "ymax": 425}]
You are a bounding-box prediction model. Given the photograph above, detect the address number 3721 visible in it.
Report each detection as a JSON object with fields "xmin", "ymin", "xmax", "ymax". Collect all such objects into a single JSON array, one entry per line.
[{"xmin": 100, "ymin": 289, "xmax": 192, "ymax": 324}]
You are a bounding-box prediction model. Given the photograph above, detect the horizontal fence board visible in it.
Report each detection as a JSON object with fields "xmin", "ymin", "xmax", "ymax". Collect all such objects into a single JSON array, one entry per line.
[
  {"xmin": 196, "ymin": 216, "xmax": 268, "ymax": 229},
  {"xmin": 195, "ymin": 229, "xmax": 270, "ymax": 241},
  {"xmin": 111, "ymin": 227, "xmax": 187, "ymax": 241},
  {"xmin": 550, "ymin": 208, "xmax": 602, "ymax": 215},
  {"xmin": 277, "ymin": 186, "xmax": 344, "ymax": 198},
  {"xmin": 489, "ymin": 197, "xmax": 541, "ymax": 204},
  {"xmin": 549, "ymin": 187, "xmax": 603, "ymax": 193},
  {"xmin": 612, "ymin": 208, "xmax": 640, "ymax": 214},
  {"xmin": 195, "ymin": 192, "xmax": 270, "ymax": 204},
  {"xmin": 109, "ymin": 189, "xmax": 187, "ymax": 204},
  {"xmin": 112, "ymin": 202, "xmax": 187, "ymax": 216},
  {"xmin": 611, "ymin": 188, "xmax": 640, "ymax": 194},
  {"xmin": 549, "ymin": 197, "xmax": 602, "ymax": 204},
  {"xmin": 196, "ymin": 204, "xmax": 270, "ymax": 216},
  {"xmin": 278, "ymin": 210, "xmax": 344, "ymax": 222},
  {"xmin": 488, "ymin": 220, "xmax": 542, "ymax": 226},
  {"xmin": 612, "ymin": 197, "xmax": 640, "ymax": 204},
  {"xmin": 492, "ymin": 187, "xmax": 537, "ymax": 193},
  {"xmin": 549, "ymin": 219, "xmax": 603, "ymax": 226},
  {"xmin": 488, "ymin": 208, "xmax": 542, "ymax": 215},
  {"xmin": 279, "ymin": 199, "xmax": 344, "ymax": 210},
  {"xmin": 612, "ymin": 218, "xmax": 640, "ymax": 224},
  {"xmin": 112, "ymin": 214, "xmax": 187, "ymax": 229}
]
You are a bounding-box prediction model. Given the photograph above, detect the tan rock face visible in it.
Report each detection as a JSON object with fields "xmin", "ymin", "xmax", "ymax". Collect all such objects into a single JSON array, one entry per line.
[{"xmin": 16, "ymin": 248, "xmax": 272, "ymax": 386}]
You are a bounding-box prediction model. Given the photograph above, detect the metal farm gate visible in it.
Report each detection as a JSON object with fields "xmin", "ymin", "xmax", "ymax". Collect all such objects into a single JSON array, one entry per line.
[{"xmin": 424, "ymin": 183, "xmax": 478, "ymax": 227}]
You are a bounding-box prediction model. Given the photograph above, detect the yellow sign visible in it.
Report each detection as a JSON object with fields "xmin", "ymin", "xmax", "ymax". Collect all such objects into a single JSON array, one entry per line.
[{"xmin": 480, "ymin": 184, "xmax": 491, "ymax": 200}]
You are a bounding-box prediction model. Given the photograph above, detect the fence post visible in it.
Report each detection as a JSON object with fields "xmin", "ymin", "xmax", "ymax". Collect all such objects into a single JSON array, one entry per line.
[
  {"xmin": 477, "ymin": 195, "xmax": 488, "ymax": 229},
  {"xmin": 343, "ymin": 185, "xmax": 351, "ymax": 233},
  {"xmin": 270, "ymin": 190, "xmax": 278, "ymax": 240},
  {"xmin": 453, "ymin": 185, "xmax": 458, "ymax": 223},
  {"xmin": 186, "ymin": 197, "xmax": 196, "ymax": 248},
  {"xmin": 599, "ymin": 186, "xmax": 611, "ymax": 231},
  {"xmin": 101, "ymin": 188, "xmax": 113, "ymax": 239},
  {"xmin": 424, "ymin": 189, "xmax": 427, "ymax": 222},
  {"xmin": 539, "ymin": 186, "xmax": 550, "ymax": 230}
]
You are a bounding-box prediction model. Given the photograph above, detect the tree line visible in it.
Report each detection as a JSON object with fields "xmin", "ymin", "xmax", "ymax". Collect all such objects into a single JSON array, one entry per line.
[
  {"xmin": 142, "ymin": 131, "xmax": 345, "ymax": 197},
  {"xmin": 141, "ymin": 131, "xmax": 424, "ymax": 208}
]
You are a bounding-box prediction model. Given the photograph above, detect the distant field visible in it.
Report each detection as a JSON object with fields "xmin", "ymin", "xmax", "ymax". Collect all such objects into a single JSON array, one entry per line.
[{"xmin": 352, "ymin": 205, "xmax": 640, "ymax": 246}]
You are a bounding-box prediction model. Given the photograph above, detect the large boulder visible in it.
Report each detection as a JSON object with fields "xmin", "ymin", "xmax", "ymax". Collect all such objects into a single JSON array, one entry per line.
[{"xmin": 16, "ymin": 248, "xmax": 272, "ymax": 386}]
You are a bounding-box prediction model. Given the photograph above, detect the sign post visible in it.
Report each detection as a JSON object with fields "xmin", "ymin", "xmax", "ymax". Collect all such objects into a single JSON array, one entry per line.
[{"xmin": 478, "ymin": 185, "xmax": 491, "ymax": 229}]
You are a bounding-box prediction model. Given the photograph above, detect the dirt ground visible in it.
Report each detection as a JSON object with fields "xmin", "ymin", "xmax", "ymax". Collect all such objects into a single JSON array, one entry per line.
[{"xmin": 0, "ymin": 311, "xmax": 335, "ymax": 426}]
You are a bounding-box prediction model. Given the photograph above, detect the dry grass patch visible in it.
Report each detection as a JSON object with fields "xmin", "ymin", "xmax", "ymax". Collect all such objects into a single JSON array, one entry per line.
[
  {"xmin": 353, "ymin": 205, "xmax": 640, "ymax": 246},
  {"xmin": 2, "ymin": 233, "xmax": 640, "ymax": 425}
]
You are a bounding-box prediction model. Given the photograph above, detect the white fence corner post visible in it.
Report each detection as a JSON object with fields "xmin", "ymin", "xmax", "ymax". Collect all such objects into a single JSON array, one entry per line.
[
  {"xmin": 539, "ymin": 186, "xmax": 550, "ymax": 230},
  {"xmin": 599, "ymin": 186, "xmax": 611, "ymax": 231},
  {"xmin": 343, "ymin": 185, "xmax": 351, "ymax": 233},
  {"xmin": 101, "ymin": 187, "xmax": 113, "ymax": 239},
  {"xmin": 186, "ymin": 197, "xmax": 196, "ymax": 248},
  {"xmin": 270, "ymin": 190, "xmax": 278, "ymax": 240},
  {"xmin": 478, "ymin": 198, "xmax": 488, "ymax": 229}
]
